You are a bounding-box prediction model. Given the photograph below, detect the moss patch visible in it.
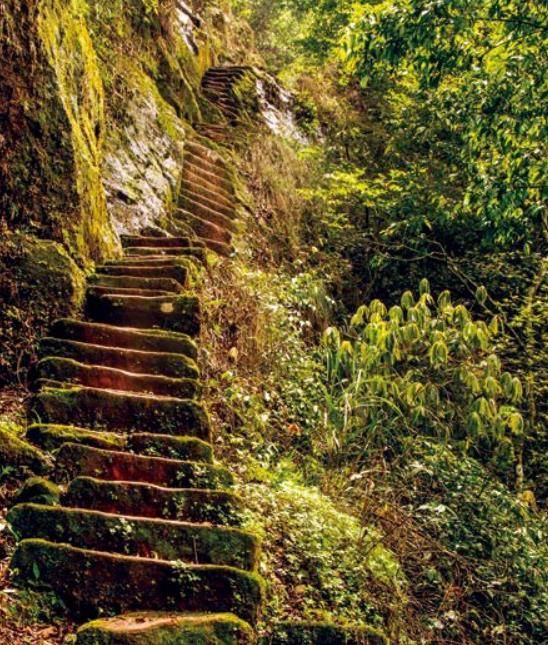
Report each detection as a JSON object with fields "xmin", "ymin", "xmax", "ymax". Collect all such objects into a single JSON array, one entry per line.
[{"xmin": 0, "ymin": 423, "xmax": 51, "ymax": 478}]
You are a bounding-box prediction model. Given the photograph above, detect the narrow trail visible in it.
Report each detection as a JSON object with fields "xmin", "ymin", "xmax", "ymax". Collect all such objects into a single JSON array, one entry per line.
[{"xmin": 8, "ymin": 68, "xmax": 263, "ymax": 644}]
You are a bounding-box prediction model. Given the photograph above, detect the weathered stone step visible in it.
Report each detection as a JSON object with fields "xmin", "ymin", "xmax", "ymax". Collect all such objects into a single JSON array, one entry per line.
[
  {"xmin": 89, "ymin": 274, "xmax": 185, "ymax": 293},
  {"xmin": 87, "ymin": 294, "xmax": 200, "ymax": 335},
  {"xmin": 76, "ymin": 612, "xmax": 253, "ymax": 645},
  {"xmin": 11, "ymin": 540, "xmax": 263, "ymax": 622},
  {"xmin": 199, "ymin": 238, "xmax": 233, "ymax": 257},
  {"xmin": 181, "ymin": 177, "xmax": 235, "ymax": 210},
  {"xmin": 184, "ymin": 149, "xmax": 230, "ymax": 180},
  {"xmin": 121, "ymin": 235, "xmax": 191, "ymax": 249},
  {"xmin": 204, "ymin": 67, "xmax": 249, "ymax": 79},
  {"xmin": 123, "ymin": 246, "xmax": 200, "ymax": 259},
  {"xmin": 185, "ymin": 141, "xmax": 228, "ymax": 168},
  {"xmin": 87, "ymin": 286, "xmax": 172, "ymax": 304},
  {"xmin": 27, "ymin": 423, "xmax": 125, "ymax": 452},
  {"xmin": 184, "ymin": 173, "xmax": 235, "ymax": 209},
  {"xmin": 64, "ymin": 477, "xmax": 243, "ymax": 525},
  {"xmin": 182, "ymin": 186, "xmax": 236, "ymax": 219},
  {"xmin": 9, "ymin": 504, "xmax": 259, "ymax": 570},
  {"xmin": 55, "ymin": 443, "xmax": 230, "ymax": 488},
  {"xmin": 127, "ymin": 433, "xmax": 213, "ymax": 463},
  {"xmin": 36, "ymin": 357, "xmax": 199, "ymax": 399},
  {"xmin": 39, "ymin": 337, "xmax": 199, "ymax": 379},
  {"xmin": 182, "ymin": 212, "xmax": 232, "ymax": 246},
  {"xmin": 184, "ymin": 162, "xmax": 234, "ymax": 194},
  {"xmin": 97, "ymin": 263, "xmax": 190, "ymax": 285},
  {"xmin": 176, "ymin": 201, "xmax": 236, "ymax": 233},
  {"xmin": 33, "ymin": 387, "xmax": 210, "ymax": 438},
  {"xmin": 50, "ymin": 319, "xmax": 197, "ymax": 358}
]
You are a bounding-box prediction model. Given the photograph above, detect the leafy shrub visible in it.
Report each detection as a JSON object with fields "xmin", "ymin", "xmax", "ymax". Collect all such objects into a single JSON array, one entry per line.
[{"xmin": 320, "ymin": 281, "xmax": 524, "ymax": 466}]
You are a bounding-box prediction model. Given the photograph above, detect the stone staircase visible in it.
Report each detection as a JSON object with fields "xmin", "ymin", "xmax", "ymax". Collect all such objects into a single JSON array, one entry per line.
[
  {"xmin": 176, "ymin": 141, "xmax": 238, "ymax": 257},
  {"xmin": 8, "ymin": 231, "xmax": 263, "ymax": 642}
]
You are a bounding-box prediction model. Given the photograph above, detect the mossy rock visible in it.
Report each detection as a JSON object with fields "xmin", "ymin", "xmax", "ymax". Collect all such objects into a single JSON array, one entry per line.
[
  {"xmin": 9, "ymin": 503, "xmax": 259, "ymax": 570},
  {"xmin": 262, "ymin": 622, "xmax": 388, "ymax": 645},
  {"xmin": 13, "ymin": 477, "xmax": 60, "ymax": 507},
  {"xmin": 11, "ymin": 539, "xmax": 264, "ymax": 623},
  {"xmin": 27, "ymin": 423, "xmax": 125, "ymax": 452},
  {"xmin": 76, "ymin": 611, "xmax": 254, "ymax": 644},
  {"xmin": 0, "ymin": 234, "xmax": 86, "ymax": 383},
  {"xmin": 0, "ymin": 425, "xmax": 52, "ymax": 476}
]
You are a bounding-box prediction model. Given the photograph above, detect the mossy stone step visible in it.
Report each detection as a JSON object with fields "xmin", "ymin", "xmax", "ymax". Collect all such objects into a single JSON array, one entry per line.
[
  {"xmin": 263, "ymin": 622, "xmax": 388, "ymax": 645},
  {"xmin": 87, "ymin": 286, "xmax": 171, "ymax": 300},
  {"xmin": 27, "ymin": 424, "xmax": 125, "ymax": 452},
  {"xmin": 176, "ymin": 206, "xmax": 236, "ymax": 237},
  {"xmin": 184, "ymin": 151, "xmax": 230, "ymax": 181},
  {"xmin": 181, "ymin": 177, "xmax": 235, "ymax": 210},
  {"xmin": 123, "ymin": 247, "xmax": 206, "ymax": 262},
  {"xmin": 183, "ymin": 169, "xmax": 235, "ymax": 203},
  {"xmin": 50, "ymin": 320, "xmax": 197, "ymax": 358},
  {"xmin": 97, "ymin": 264, "xmax": 190, "ymax": 285},
  {"xmin": 121, "ymin": 236, "xmax": 191, "ymax": 249},
  {"xmin": 183, "ymin": 186, "xmax": 235, "ymax": 219},
  {"xmin": 179, "ymin": 196, "xmax": 237, "ymax": 231},
  {"xmin": 128, "ymin": 433, "xmax": 213, "ymax": 463},
  {"xmin": 88, "ymin": 294, "xmax": 200, "ymax": 335},
  {"xmin": 33, "ymin": 387, "xmax": 210, "ymax": 438},
  {"xmin": 55, "ymin": 443, "xmax": 232, "ymax": 489},
  {"xmin": 76, "ymin": 612, "xmax": 253, "ymax": 644},
  {"xmin": 14, "ymin": 477, "xmax": 61, "ymax": 507},
  {"xmin": 11, "ymin": 540, "xmax": 263, "ymax": 623},
  {"xmin": 184, "ymin": 164, "xmax": 235, "ymax": 195},
  {"xmin": 199, "ymin": 239, "xmax": 233, "ymax": 258},
  {"xmin": 90, "ymin": 275, "xmax": 185, "ymax": 293},
  {"xmin": 9, "ymin": 504, "xmax": 259, "ymax": 570},
  {"xmin": 182, "ymin": 212, "xmax": 232, "ymax": 244},
  {"xmin": 36, "ymin": 357, "xmax": 200, "ymax": 399},
  {"xmin": 40, "ymin": 338, "xmax": 199, "ymax": 379},
  {"xmin": 64, "ymin": 478, "xmax": 244, "ymax": 526}
]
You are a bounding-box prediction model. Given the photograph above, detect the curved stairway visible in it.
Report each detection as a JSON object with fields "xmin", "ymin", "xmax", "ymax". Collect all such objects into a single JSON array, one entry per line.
[{"xmin": 8, "ymin": 234, "xmax": 263, "ymax": 643}]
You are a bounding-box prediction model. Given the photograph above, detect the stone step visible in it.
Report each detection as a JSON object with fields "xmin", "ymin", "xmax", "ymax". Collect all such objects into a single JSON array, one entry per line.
[
  {"xmin": 89, "ymin": 274, "xmax": 185, "ymax": 293},
  {"xmin": 265, "ymin": 622, "xmax": 388, "ymax": 644},
  {"xmin": 182, "ymin": 186, "xmax": 236, "ymax": 219},
  {"xmin": 86, "ymin": 285, "xmax": 171, "ymax": 299},
  {"xmin": 87, "ymin": 294, "xmax": 200, "ymax": 335},
  {"xmin": 96, "ymin": 263, "xmax": 190, "ymax": 285},
  {"xmin": 76, "ymin": 612, "xmax": 253, "ymax": 645},
  {"xmin": 11, "ymin": 540, "xmax": 263, "ymax": 623},
  {"xmin": 181, "ymin": 177, "xmax": 235, "ymax": 210},
  {"xmin": 182, "ymin": 212, "xmax": 232, "ymax": 246},
  {"xmin": 123, "ymin": 246, "xmax": 200, "ymax": 259},
  {"xmin": 64, "ymin": 477, "xmax": 243, "ymax": 525},
  {"xmin": 199, "ymin": 238, "xmax": 233, "ymax": 258},
  {"xmin": 185, "ymin": 141, "xmax": 228, "ymax": 168},
  {"xmin": 55, "ymin": 443, "xmax": 230, "ymax": 488},
  {"xmin": 183, "ymin": 166, "xmax": 235, "ymax": 201},
  {"xmin": 127, "ymin": 433, "xmax": 213, "ymax": 463},
  {"xmin": 39, "ymin": 337, "xmax": 199, "ymax": 379},
  {"xmin": 184, "ymin": 149, "xmax": 230, "ymax": 180},
  {"xmin": 176, "ymin": 200, "xmax": 236, "ymax": 233},
  {"xmin": 120, "ymin": 235, "xmax": 191, "ymax": 249},
  {"xmin": 50, "ymin": 319, "xmax": 197, "ymax": 358},
  {"xmin": 9, "ymin": 504, "xmax": 259, "ymax": 570},
  {"xmin": 36, "ymin": 357, "xmax": 200, "ymax": 399},
  {"xmin": 27, "ymin": 424, "xmax": 125, "ymax": 452},
  {"xmin": 33, "ymin": 387, "xmax": 211, "ymax": 439},
  {"xmin": 184, "ymin": 162, "xmax": 234, "ymax": 195}
]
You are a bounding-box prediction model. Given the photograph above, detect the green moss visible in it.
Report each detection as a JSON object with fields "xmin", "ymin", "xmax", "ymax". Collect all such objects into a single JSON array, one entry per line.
[
  {"xmin": 77, "ymin": 611, "xmax": 254, "ymax": 644},
  {"xmin": 37, "ymin": 0, "xmax": 118, "ymax": 261},
  {"xmin": 263, "ymin": 622, "xmax": 388, "ymax": 644},
  {"xmin": 0, "ymin": 423, "xmax": 51, "ymax": 477},
  {"xmin": 13, "ymin": 477, "xmax": 61, "ymax": 507},
  {"xmin": 26, "ymin": 423, "xmax": 125, "ymax": 452}
]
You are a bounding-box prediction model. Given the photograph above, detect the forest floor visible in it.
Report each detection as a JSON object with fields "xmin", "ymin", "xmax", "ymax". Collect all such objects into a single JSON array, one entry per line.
[{"xmin": 0, "ymin": 386, "xmax": 73, "ymax": 644}]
